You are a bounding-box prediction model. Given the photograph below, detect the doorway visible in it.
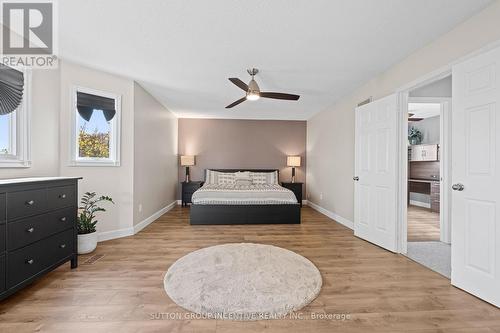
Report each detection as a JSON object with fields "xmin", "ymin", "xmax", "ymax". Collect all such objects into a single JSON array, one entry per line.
[{"xmin": 402, "ymin": 76, "xmax": 452, "ymax": 278}]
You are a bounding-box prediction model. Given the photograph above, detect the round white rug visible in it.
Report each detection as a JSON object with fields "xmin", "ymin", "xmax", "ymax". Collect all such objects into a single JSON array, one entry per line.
[{"xmin": 164, "ymin": 243, "xmax": 322, "ymax": 321}]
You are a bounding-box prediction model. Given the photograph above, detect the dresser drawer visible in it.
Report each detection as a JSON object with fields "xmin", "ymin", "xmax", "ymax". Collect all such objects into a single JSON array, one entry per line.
[
  {"xmin": 7, "ymin": 207, "xmax": 75, "ymax": 251},
  {"xmin": 0, "ymin": 222, "xmax": 5, "ymax": 253},
  {"xmin": 8, "ymin": 229, "xmax": 74, "ymax": 288},
  {"xmin": 0, "ymin": 193, "xmax": 5, "ymax": 222},
  {"xmin": 47, "ymin": 185, "xmax": 76, "ymax": 210},
  {"xmin": 0, "ymin": 254, "xmax": 5, "ymax": 293},
  {"xmin": 7, "ymin": 189, "xmax": 47, "ymax": 220}
]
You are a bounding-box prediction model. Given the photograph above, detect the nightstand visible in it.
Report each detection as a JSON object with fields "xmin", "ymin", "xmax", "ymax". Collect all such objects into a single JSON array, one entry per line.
[
  {"xmin": 281, "ymin": 182, "xmax": 303, "ymax": 207},
  {"xmin": 181, "ymin": 181, "xmax": 204, "ymax": 206}
]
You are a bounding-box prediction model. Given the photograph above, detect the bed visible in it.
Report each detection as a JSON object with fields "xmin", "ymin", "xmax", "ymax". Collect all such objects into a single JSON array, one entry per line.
[{"xmin": 190, "ymin": 169, "xmax": 301, "ymax": 225}]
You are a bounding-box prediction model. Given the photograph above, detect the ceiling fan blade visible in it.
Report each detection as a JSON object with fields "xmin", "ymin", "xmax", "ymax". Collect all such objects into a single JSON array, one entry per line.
[
  {"xmin": 228, "ymin": 78, "xmax": 248, "ymax": 91},
  {"xmin": 225, "ymin": 97, "xmax": 247, "ymax": 109},
  {"xmin": 260, "ymin": 92, "xmax": 300, "ymax": 101}
]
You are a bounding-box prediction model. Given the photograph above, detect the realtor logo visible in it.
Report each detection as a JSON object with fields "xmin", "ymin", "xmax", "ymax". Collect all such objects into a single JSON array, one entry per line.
[{"xmin": 1, "ymin": 0, "xmax": 57, "ymax": 68}]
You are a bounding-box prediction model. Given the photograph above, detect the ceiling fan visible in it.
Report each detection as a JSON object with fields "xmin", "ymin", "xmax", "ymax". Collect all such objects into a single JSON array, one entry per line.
[
  {"xmin": 226, "ymin": 68, "xmax": 300, "ymax": 108},
  {"xmin": 408, "ymin": 113, "xmax": 423, "ymax": 122}
]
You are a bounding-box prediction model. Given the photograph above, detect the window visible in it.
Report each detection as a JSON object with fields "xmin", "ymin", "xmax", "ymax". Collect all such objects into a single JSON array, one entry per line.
[
  {"xmin": 70, "ymin": 86, "xmax": 121, "ymax": 166},
  {"xmin": 0, "ymin": 113, "xmax": 14, "ymax": 155},
  {"xmin": 0, "ymin": 67, "xmax": 30, "ymax": 168}
]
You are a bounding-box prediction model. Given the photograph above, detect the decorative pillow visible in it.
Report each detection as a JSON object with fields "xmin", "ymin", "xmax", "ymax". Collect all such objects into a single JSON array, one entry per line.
[
  {"xmin": 250, "ymin": 171, "xmax": 279, "ymax": 185},
  {"xmin": 205, "ymin": 170, "xmax": 236, "ymax": 184},
  {"xmin": 234, "ymin": 171, "xmax": 251, "ymax": 181},
  {"xmin": 205, "ymin": 170, "xmax": 217, "ymax": 184},
  {"xmin": 216, "ymin": 172, "xmax": 236, "ymax": 185}
]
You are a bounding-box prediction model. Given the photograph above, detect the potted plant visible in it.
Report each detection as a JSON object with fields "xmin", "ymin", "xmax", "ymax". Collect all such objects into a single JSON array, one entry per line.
[
  {"xmin": 408, "ymin": 126, "xmax": 422, "ymax": 145},
  {"xmin": 77, "ymin": 192, "xmax": 114, "ymax": 254}
]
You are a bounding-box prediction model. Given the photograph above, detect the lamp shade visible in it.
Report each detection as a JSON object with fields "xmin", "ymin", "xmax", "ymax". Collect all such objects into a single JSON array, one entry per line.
[
  {"xmin": 180, "ymin": 155, "xmax": 195, "ymax": 166},
  {"xmin": 287, "ymin": 156, "xmax": 301, "ymax": 167}
]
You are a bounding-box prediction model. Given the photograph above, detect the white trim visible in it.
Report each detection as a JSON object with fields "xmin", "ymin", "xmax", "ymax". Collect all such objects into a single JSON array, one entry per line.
[
  {"xmin": 98, "ymin": 201, "xmax": 177, "ymax": 242},
  {"xmin": 133, "ymin": 201, "xmax": 177, "ymax": 234},
  {"xmin": 409, "ymin": 200, "xmax": 431, "ymax": 209},
  {"xmin": 69, "ymin": 85, "xmax": 122, "ymax": 167},
  {"xmin": 440, "ymin": 100, "xmax": 452, "ymax": 244},
  {"xmin": 97, "ymin": 227, "xmax": 133, "ymax": 242},
  {"xmin": 177, "ymin": 199, "xmax": 182, "ymax": 205},
  {"xmin": 308, "ymin": 201, "xmax": 354, "ymax": 230},
  {"xmin": 0, "ymin": 68, "xmax": 31, "ymax": 168}
]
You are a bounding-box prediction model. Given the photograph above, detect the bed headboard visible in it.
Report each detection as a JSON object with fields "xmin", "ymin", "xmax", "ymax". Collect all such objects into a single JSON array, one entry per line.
[{"xmin": 206, "ymin": 169, "xmax": 280, "ymax": 181}]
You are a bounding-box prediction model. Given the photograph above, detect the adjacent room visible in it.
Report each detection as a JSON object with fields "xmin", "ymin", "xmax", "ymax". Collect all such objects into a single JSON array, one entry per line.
[
  {"xmin": 406, "ymin": 76, "xmax": 452, "ymax": 278},
  {"xmin": 0, "ymin": 1, "xmax": 499, "ymax": 332}
]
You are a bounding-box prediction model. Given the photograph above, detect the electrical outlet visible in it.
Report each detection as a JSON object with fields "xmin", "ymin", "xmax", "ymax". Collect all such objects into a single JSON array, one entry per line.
[
  {"xmin": 138, "ymin": 204, "xmax": 143, "ymax": 213},
  {"xmin": 320, "ymin": 193, "xmax": 323, "ymax": 201}
]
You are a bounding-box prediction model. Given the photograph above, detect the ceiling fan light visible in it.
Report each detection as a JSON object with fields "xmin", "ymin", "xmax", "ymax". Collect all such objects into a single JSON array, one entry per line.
[{"xmin": 246, "ymin": 92, "xmax": 260, "ymax": 101}]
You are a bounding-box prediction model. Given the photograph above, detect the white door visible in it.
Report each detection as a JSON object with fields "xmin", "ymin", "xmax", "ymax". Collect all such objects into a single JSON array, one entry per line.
[
  {"xmin": 452, "ymin": 46, "xmax": 500, "ymax": 307},
  {"xmin": 354, "ymin": 94, "xmax": 398, "ymax": 252}
]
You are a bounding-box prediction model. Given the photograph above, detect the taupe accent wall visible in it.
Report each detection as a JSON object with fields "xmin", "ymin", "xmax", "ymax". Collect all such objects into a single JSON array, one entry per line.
[{"xmin": 178, "ymin": 118, "xmax": 306, "ymax": 199}]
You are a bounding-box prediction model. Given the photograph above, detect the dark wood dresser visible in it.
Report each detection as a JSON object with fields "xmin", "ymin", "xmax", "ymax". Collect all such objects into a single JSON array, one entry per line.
[{"xmin": 0, "ymin": 177, "xmax": 81, "ymax": 300}]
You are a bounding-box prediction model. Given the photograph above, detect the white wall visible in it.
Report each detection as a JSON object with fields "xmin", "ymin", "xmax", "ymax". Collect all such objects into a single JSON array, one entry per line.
[
  {"xmin": 0, "ymin": 69, "xmax": 60, "ymax": 179},
  {"xmin": 409, "ymin": 116, "xmax": 440, "ymax": 145},
  {"xmin": 307, "ymin": 1, "xmax": 500, "ymax": 223},
  {"xmin": 59, "ymin": 61, "xmax": 136, "ymax": 237},
  {"xmin": 133, "ymin": 83, "xmax": 178, "ymax": 225}
]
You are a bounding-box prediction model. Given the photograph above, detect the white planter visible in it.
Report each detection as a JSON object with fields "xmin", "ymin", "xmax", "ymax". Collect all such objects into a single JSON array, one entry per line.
[{"xmin": 78, "ymin": 232, "xmax": 98, "ymax": 254}]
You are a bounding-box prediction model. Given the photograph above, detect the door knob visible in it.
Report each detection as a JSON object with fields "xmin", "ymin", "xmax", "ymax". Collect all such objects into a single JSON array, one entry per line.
[
  {"xmin": 25, "ymin": 200, "xmax": 35, "ymax": 206},
  {"xmin": 27, "ymin": 227, "xmax": 35, "ymax": 233},
  {"xmin": 26, "ymin": 259, "xmax": 34, "ymax": 265},
  {"xmin": 452, "ymin": 183, "xmax": 465, "ymax": 191},
  {"xmin": 353, "ymin": 176, "xmax": 359, "ymax": 181}
]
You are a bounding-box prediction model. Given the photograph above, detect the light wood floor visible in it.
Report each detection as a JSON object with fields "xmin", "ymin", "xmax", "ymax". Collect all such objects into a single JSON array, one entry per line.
[
  {"xmin": 407, "ymin": 205, "xmax": 441, "ymax": 242},
  {"xmin": 1, "ymin": 206, "xmax": 499, "ymax": 333}
]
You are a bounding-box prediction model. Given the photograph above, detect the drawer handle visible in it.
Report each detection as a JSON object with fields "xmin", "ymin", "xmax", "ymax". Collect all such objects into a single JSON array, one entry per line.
[
  {"xmin": 60, "ymin": 217, "xmax": 67, "ymax": 222},
  {"xmin": 59, "ymin": 194, "xmax": 67, "ymax": 199},
  {"xmin": 27, "ymin": 227, "xmax": 35, "ymax": 233},
  {"xmin": 25, "ymin": 200, "xmax": 35, "ymax": 206},
  {"xmin": 26, "ymin": 258, "xmax": 34, "ymax": 265},
  {"xmin": 59, "ymin": 244, "xmax": 66, "ymax": 249}
]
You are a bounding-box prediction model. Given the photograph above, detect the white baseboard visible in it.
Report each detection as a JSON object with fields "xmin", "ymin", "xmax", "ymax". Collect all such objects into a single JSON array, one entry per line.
[
  {"xmin": 307, "ymin": 201, "xmax": 354, "ymax": 230},
  {"xmin": 302, "ymin": 200, "xmax": 308, "ymax": 206},
  {"xmin": 409, "ymin": 200, "xmax": 431, "ymax": 209},
  {"xmin": 133, "ymin": 201, "xmax": 177, "ymax": 234},
  {"xmin": 98, "ymin": 201, "xmax": 177, "ymax": 242},
  {"xmin": 98, "ymin": 227, "xmax": 134, "ymax": 242},
  {"xmin": 177, "ymin": 199, "xmax": 182, "ymax": 205}
]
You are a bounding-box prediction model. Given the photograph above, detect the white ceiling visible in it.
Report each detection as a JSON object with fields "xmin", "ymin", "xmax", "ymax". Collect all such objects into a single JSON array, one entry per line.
[{"xmin": 58, "ymin": 0, "xmax": 492, "ymax": 120}]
